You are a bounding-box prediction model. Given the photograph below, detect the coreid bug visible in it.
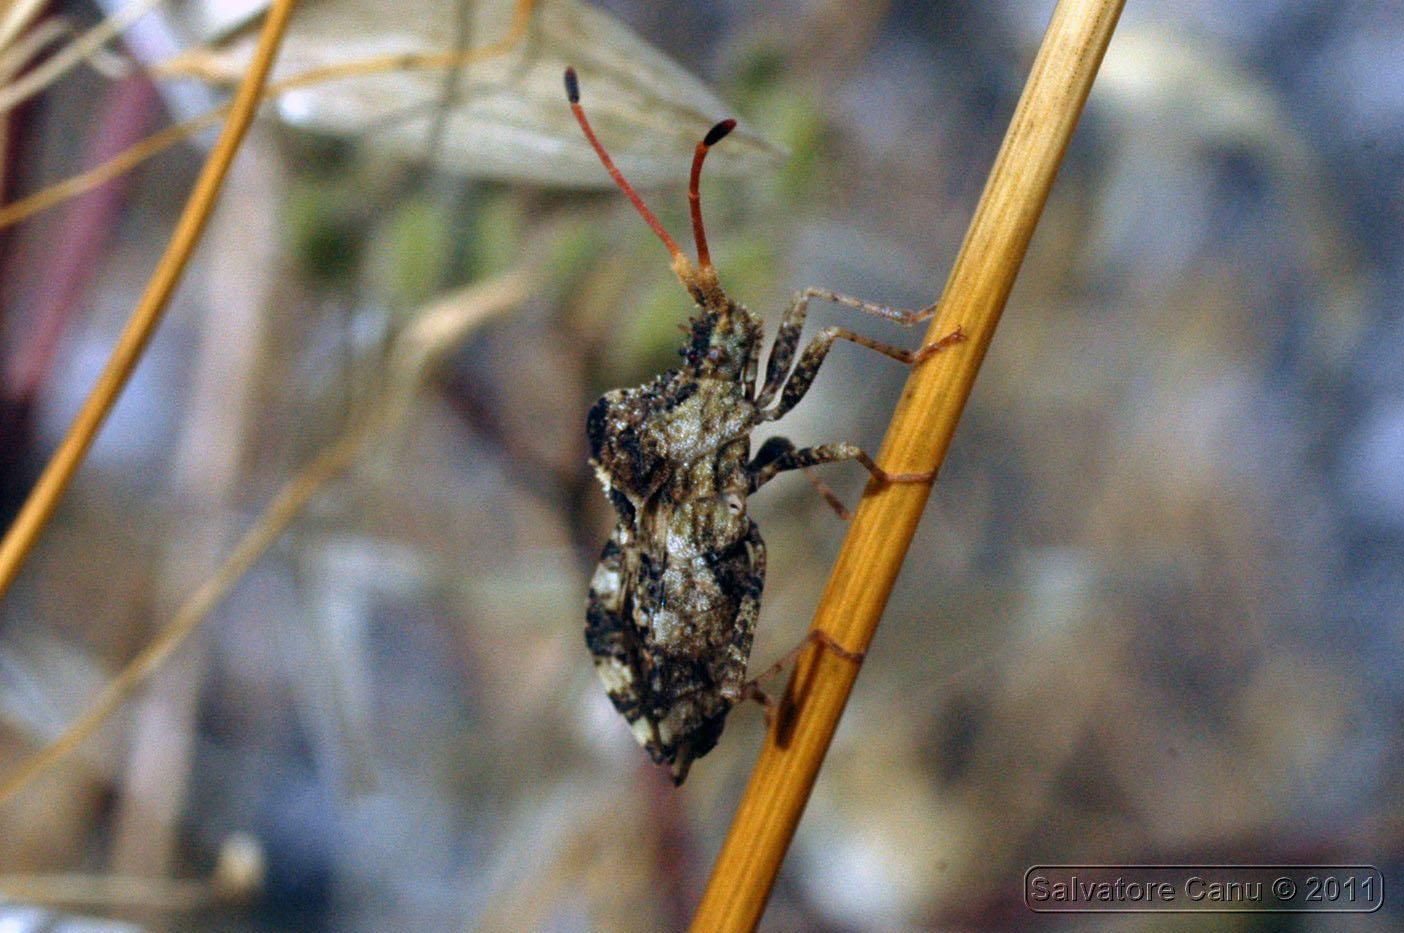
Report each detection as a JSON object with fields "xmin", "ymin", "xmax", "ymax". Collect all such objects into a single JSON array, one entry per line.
[{"xmin": 568, "ymin": 68, "xmax": 963, "ymax": 783}]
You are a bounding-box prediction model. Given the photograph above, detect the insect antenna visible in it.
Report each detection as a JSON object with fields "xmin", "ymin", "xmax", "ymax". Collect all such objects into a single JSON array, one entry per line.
[
  {"xmin": 564, "ymin": 67, "xmax": 733, "ymax": 302},
  {"xmin": 689, "ymin": 118, "xmax": 736, "ymax": 277}
]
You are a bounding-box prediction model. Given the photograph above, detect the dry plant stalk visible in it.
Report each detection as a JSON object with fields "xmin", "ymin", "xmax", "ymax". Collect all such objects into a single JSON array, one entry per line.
[
  {"xmin": 0, "ymin": 270, "xmax": 529, "ymax": 808},
  {"xmin": 0, "ymin": 0, "xmax": 47, "ymax": 53},
  {"xmin": 0, "ymin": 0, "xmax": 298, "ymax": 597},
  {"xmin": 0, "ymin": 871, "xmax": 214, "ymax": 912},
  {"xmin": 691, "ymin": 0, "xmax": 1125, "ymax": 927},
  {"xmin": 0, "ymin": 0, "xmax": 162, "ymax": 115},
  {"xmin": 0, "ymin": 0, "xmax": 537, "ymax": 231}
]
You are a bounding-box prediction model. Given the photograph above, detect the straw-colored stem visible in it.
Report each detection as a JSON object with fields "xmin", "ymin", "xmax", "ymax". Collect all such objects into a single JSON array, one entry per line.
[
  {"xmin": 0, "ymin": 0, "xmax": 298, "ymax": 600},
  {"xmin": 0, "ymin": 0, "xmax": 47, "ymax": 54},
  {"xmin": 691, "ymin": 0, "xmax": 1124, "ymax": 927},
  {"xmin": 0, "ymin": 872, "xmax": 214, "ymax": 911}
]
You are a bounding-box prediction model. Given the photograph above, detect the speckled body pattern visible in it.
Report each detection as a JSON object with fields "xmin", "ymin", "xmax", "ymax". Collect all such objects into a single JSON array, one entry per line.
[
  {"xmin": 567, "ymin": 66, "xmax": 963, "ymax": 784},
  {"xmin": 586, "ymin": 289, "xmax": 768, "ymax": 784},
  {"xmin": 584, "ymin": 273, "xmax": 962, "ymax": 783}
]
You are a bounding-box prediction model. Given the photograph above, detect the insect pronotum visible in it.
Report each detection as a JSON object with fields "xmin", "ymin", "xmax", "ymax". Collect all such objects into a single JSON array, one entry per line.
[{"xmin": 570, "ymin": 67, "xmax": 963, "ymax": 783}]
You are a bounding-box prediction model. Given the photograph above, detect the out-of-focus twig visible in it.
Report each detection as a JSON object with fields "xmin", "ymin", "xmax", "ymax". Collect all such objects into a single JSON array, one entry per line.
[
  {"xmin": 0, "ymin": 17, "xmax": 72, "ymax": 83},
  {"xmin": 0, "ymin": 270, "xmax": 530, "ymax": 808},
  {"xmin": 0, "ymin": 0, "xmax": 47, "ymax": 54},
  {"xmin": 0, "ymin": 0, "xmax": 160, "ymax": 116},
  {"xmin": 0, "ymin": 3, "xmax": 66, "ymax": 209},
  {"xmin": 0, "ymin": 829, "xmax": 266, "ymax": 908},
  {"xmin": 104, "ymin": 121, "xmax": 278, "ymax": 901},
  {"xmin": 691, "ymin": 0, "xmax": 1125, "ymax": 928},
  {"xmin": 0, "ymin": 872, "xmax": 214, "ymax": 911},
  {"xmin": 0, "ymin": 0, "xmax": 537, "ymax": 231},
  {"xmin": 0, "ymin": 0, "xmax": 298, "ymax": 608}
]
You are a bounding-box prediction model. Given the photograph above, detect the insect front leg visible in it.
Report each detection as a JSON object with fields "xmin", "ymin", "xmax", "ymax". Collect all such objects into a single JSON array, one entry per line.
[
  {"xmin": 755, "ymin": 287, "xmax": 964, "ymax": 410},
  {"xmin": 762, "ymin": 324, "xmax": 965, "ymax": 422}
]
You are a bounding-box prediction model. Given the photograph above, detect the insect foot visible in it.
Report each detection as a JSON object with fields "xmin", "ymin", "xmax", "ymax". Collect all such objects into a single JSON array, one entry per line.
[
  {"xmin": 568, "ymin": 67, "xmax": 961, "ymax": 784},
  {"xmin": 727, "ymin": 630, "xmax": 866, "ymax": 728}
]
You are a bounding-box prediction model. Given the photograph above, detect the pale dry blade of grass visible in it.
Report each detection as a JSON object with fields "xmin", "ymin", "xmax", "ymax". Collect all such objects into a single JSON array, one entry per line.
[
  {"xmin": 0, "ymin": 829, "xmax": 264, "ymax": 909},
  {"xmin": 0, "ymin": 17, "xmax": 72, "ymax": 80},
  {"xmin": 0, "ymin": 0, "xmax": 780, "ymax": 234},
  {"xmin": 0, "ymin": 0, "xmax": 47, "ymax": 53},
  {"xmin": 201, "ymin": 0, "xmax": 780, "ymax": 185},
  {"xmin": 0, "ymin": 0, "xmax": 540, "ymax": 232},
  {"xmin": 0, "ymin": 0, "xmax": 161, "ymax": 115},
  {"xmin": 0, "ymin": 270, "xmax": 529, "ymax": 809}
]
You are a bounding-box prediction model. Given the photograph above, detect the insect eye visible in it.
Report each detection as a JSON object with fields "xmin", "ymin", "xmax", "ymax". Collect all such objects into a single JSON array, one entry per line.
[{"xmin": 707, "ymin": 346, "xmax": 728, "ymax": 364}]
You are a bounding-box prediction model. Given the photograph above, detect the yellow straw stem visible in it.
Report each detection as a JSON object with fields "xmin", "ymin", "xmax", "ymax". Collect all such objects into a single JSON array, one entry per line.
[
  {"xmin": 0, "ymin": 0, "xmax": 300, "ymax": 599},
  {"xmin": 691, "ymin": 0, "xmax": 1126, "ymax": 927}
]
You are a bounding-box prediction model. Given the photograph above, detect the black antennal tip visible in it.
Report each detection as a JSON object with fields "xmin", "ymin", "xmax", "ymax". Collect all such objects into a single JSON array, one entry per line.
[
  {"xmin": 564, "ymin": 67, "xmax": 580, "ymax": 103},
  {"xmin": 703, "ymin": 119, "xmax": 737, "ymax": 148}
]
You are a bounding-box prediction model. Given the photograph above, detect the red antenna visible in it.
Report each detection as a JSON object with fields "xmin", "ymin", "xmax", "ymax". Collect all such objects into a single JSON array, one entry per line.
[
  {"xmin": 690, "ymin": 119, "xmax": 736, "ymax": 274},
  {"xmin": 565, "ymin": 67, "xmax": 735, "ymax": 292},
  {"xmin": 565, "ymin": 68, "xmax": 686, "ymax": 267}
]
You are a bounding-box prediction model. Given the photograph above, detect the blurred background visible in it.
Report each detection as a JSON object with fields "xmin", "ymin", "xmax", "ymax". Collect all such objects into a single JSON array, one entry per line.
[{"xmin": 1, "ymin": 0, "xmax": 1401, "ymax": 928}]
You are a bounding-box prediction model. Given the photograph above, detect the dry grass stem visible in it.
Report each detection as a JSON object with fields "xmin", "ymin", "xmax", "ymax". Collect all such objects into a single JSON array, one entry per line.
[
  {"xmin": 0, "ymin": 0, "xmax": 536, "ymax": 231},
  {"xmin": 0, "ymin": 872, "xmax": 214, "ymax": 911},
  {"xmin": 0, "ymin": 0, "xmax": 47, "ymax": 53},
  {"xmin": 691, "ymin": 0, "xmax": 1126, "ymax": 927},
  {"xmin": 0, "ymin": 17, "xmax": 73, "ymax": 82},
  {"xmin": 0, "ymin": 0, "xmax": 161, "ymax": 115},
  {"xmin": 0, "ymin": 0, "xmax": 297, "ymax": 597},
  {"xmin": 0, "ymin": 270, "xmax": 529, "ymax": 808}
]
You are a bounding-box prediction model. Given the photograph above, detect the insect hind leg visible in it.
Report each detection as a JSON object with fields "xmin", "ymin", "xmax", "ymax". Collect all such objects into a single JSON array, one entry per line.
[{"xmin": 728, "ymin": 630, "xmax": 865, "ymax": 725}]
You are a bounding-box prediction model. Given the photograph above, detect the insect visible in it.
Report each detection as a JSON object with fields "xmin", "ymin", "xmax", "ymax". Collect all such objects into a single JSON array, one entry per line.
[{"xmin": 569, "ymin": 68, "xmax": 964, "ymax": 783}]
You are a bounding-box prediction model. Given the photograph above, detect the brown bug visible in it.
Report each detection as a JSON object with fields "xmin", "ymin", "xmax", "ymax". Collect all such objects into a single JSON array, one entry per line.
[{"xmin": 569, "ymin": 68, "xmax": 963, "ymax": 783}]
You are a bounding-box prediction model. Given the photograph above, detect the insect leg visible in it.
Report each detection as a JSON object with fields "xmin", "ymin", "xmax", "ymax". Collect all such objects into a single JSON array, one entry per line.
[
  {"xmin": 747, "ymin": 436, "xmax": 849, "ymax": 517},
  {"xmin": 729, "ymin": 630, "xmax": 865, "ymax": 724},
  {"xmin": 714, "ymin": 528, "xmax": 766, "ymax": 700},
  {"xmin": 749, "ymin": 435, "xmax": 938, "ymax": 492},
  {"xmin": 756, "ymin": 288, "xmax": 963, "ymax": 409},
  {"xmin": 761, "ymin": 323, "xmax": 964, "ymax": 421}
]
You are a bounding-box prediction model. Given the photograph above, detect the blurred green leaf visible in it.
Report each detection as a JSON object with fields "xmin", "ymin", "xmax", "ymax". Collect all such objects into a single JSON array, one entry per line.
[
  {"xmin": 285, "ymin": 178, "xmax": 364, "ymax": 285},
  {"xmin": 462, "ymin": 188, "xmax": 522, "ymax": 280},
  {"xmin": 376, "ymin": 194, "xmax": 453, "ymax": 306}
]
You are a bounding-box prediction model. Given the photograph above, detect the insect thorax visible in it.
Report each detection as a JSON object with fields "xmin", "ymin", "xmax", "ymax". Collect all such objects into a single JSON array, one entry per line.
[{"xmin": 587, "ymin": 294, "xmax": 763, "ymax": 518}]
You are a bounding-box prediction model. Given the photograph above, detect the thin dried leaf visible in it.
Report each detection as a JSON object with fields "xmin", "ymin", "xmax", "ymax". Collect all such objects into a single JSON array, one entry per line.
[{"xmin": 209, "ymin": 0, "xmax": 783, "ymax": 185}]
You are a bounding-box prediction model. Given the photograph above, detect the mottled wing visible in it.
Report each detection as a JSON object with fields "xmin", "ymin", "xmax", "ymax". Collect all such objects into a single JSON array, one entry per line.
[{"xmin": 585, "ymin": 527, "xmax": 647, "ymax": 724}]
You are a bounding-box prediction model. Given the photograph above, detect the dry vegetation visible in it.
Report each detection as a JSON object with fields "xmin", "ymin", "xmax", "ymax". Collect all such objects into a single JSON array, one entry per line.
[{"xmin": 0, "ymin": 0, "xmax": 1398, "ymax": 929}]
